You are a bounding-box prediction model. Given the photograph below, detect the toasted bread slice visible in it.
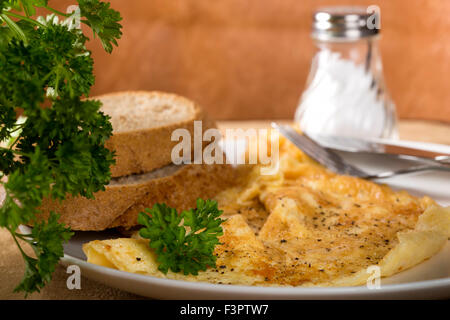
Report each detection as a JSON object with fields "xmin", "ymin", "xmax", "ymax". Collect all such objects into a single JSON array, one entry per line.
[
  {"xmin": 98, "ymin": 91, "xmax": 216, "ymax": 177},
  {"xmin": 38, "ymin": 163, "xmax": 238, "ymax": 231}
]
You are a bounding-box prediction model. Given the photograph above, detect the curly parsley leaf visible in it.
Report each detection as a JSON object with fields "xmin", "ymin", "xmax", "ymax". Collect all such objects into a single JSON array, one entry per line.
[
  {"xmin": 78, "ymin": 0, "xmax": 122, "ymax": 53},
  {"xmin": 0, "ymin": 99, "xmax": 16, "ymax": 143},
  {"xmin": 12, "ymin": 212, "xmax": 73, "ymax": 295},
  {"xmin": 0, "ymin": 1, "xmax": 121, "ymax": 296},
  {"xmin": 138, "ymin": 199, "xmax": 225, "ymax": 276},
  {"xmin": 0, "ymin": 147, "xmax": 73, "ymax": 295}
]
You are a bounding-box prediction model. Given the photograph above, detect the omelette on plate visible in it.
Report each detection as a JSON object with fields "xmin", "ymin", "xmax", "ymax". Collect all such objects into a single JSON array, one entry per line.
[{"xmin": 83, "ymin": 138, "xmax": 450, "ymax": 287}]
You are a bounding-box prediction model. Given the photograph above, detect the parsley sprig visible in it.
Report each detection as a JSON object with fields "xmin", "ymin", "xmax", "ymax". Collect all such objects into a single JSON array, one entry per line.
[
  {"xmin": 138, "ymin": 199, "xmax": 225, "ymax": 275},
  {"xmin": 0, "ymin": 1, "xmax": 122, "ymax": 295}
]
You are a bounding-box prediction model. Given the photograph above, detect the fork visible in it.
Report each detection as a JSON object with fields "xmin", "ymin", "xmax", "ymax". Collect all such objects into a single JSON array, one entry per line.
[{"xmin": 272, "ymin": 123, "xmax": 450, "ymax": 179}]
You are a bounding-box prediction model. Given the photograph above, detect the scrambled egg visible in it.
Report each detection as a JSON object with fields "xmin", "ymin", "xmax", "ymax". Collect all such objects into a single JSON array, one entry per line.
[{"xmin": 83, "ymin": 138, "xmax": 450, "ymax": 286}]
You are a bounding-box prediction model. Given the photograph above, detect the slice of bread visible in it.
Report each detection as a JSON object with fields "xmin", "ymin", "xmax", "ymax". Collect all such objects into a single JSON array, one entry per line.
[
  {"xmin": 98, "ymin": 91, "xmax": 216, "ymax": 177},
  {"xmin": 38, "ymin": 163, "xmax": 238, "ymax": 231},
  {"xmin": 34, "ymin": 91, "xmax": 240, "ymax": 231}
]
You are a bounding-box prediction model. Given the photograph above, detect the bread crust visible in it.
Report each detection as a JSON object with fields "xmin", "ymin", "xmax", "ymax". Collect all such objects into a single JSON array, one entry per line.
[
  {"xmin": 38, "ymin": 181, "xmax": 149, "ymax": 231},
  {"xmin": 37, "ymin": 163, "xmax": 238, "ymax": 231},
  {"xmin": 108, "ymin": 163, "xmax": 238, "ymax": 229}
]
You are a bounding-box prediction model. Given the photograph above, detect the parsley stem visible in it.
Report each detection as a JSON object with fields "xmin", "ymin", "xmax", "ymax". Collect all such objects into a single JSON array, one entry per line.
[
  {"xmin": 0, "ymin": 13, "xmax": 28, "ymax": 44},
  {"xmin": 44, "ymin": 6, "xmax": 72, "ymax": 18},
  {"xmin": 2, "ymin": 11, "xmax": 46, "ymax": 28},
  {"xmin": 0, "ymin": 146, "xmax": 30, "ymax": 157},
  {"xmin": 13, "ymin": 231, "xmax": 31, "ymax": 241},
  {"xmin": 9, "ymin": 228, "xmax": 30, "ymax": 261},
  {"xmin": 8, "ymin": 137, "xmax": 19, "ymax": 150},
  {"xmin": 10, "ymin": 123, "xmax": 24, "ymax": 131}
]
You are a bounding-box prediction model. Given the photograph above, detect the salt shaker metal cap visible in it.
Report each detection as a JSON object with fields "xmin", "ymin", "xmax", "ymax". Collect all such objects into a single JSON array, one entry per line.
[{"xmin": 313, "ymin": 6, "xmax": 379, "ymax": 41}]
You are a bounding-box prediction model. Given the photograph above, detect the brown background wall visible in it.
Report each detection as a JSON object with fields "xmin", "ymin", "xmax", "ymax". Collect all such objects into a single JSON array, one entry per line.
[{"xmin": 54, "ymin": 0, "xmax": 450, "ymax": 122}]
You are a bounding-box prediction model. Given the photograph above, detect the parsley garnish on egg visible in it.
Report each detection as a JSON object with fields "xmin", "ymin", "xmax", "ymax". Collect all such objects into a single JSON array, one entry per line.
[
  {"xmin": 0, "ymin": 1, "xmax": 122, "ymax": 296},
  {"xmin": 138, "ymin": 199, "xmax": 225, "ymax": 276}
]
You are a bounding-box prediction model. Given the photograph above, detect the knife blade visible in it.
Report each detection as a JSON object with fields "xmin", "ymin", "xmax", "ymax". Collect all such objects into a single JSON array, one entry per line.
[{"xmin": 308, "ymin": 134, "xmax": 450, "ymax": 165}]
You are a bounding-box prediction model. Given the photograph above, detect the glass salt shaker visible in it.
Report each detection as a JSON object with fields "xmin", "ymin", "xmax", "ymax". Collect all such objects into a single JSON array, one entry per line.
[{"xmin": 295, "ymin": 7, "xmax": 398, "ymax": 139}]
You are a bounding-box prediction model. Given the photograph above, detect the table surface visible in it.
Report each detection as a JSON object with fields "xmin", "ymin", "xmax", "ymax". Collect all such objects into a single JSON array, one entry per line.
[{"xmin": 1, "ymin": 119, "xmax": 449, "ymax": 300}]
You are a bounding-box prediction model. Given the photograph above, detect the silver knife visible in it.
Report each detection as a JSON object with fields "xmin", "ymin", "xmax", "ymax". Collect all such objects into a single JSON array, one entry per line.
[{"xmin": 308, "ymin": 134, "xmax": 450, "ymax": 165}]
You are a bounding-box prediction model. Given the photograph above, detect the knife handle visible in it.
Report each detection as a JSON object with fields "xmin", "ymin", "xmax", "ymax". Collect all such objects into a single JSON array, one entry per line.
[
  {"xmin": 383, "ymin": 144, "xmax": 450, "ymax": 160},
  {"xmin": 435, "ymin": 155, "xmax": 450, "ymax": 166}
]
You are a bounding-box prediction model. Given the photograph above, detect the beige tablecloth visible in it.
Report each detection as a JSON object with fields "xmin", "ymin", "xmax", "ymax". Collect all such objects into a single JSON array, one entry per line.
[{"xmin": 1, "ymin": 120, "xmax": 449, "ymax": 299}]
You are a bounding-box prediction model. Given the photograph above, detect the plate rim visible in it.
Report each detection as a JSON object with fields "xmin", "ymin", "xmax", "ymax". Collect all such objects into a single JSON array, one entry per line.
[{"xmin": 60, "ymin": 252, "xmax": 450, "ymax": 297}]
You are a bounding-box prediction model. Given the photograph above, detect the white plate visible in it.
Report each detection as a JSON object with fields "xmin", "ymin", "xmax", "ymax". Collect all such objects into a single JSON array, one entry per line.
[{"xmin": 30, "ymin": 140, "xmax": 450, "ymax": 299}]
